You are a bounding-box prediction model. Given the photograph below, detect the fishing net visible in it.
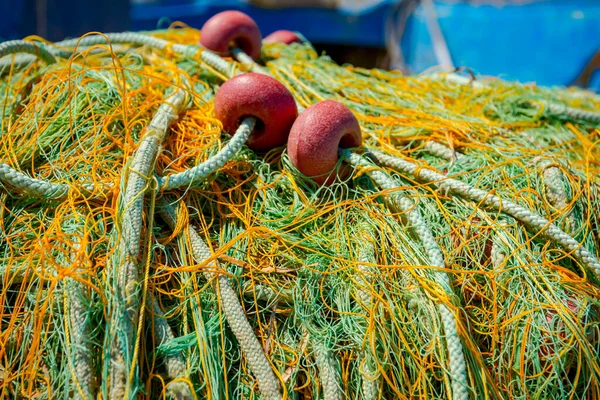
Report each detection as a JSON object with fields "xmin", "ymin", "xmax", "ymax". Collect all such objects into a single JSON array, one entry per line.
[{"xmin": 0, "ymin": 25, "xmax": 599, "ymax": 400}]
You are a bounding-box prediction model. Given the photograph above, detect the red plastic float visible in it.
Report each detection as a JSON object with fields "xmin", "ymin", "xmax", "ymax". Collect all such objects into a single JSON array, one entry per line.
[
  {"xmin": 200, "ymin": 11, "xmax": 262, "ymax": 61},
  {"xmin": 263, "ymin": 30, "xmax": 302, "ymax": 45},
  {"xmin": 214, "ymin": 73, "xmax": 298, "ymax": 151},
  {"xmin": 288, "ymin": 100, "xmax": 362, "ymax": 185}
]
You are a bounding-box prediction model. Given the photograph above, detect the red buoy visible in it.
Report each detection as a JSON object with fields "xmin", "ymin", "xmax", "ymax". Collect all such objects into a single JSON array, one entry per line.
[
  {"xmin": 214, "ymin": 73, "xmax": 298, "ymax": 151},
  {"xmin": 263, "ymin": 30, "xmax": 302, "ymax": 45},
  {"xmin": 200, "ymin": 11, "xmax": 262, "ymax": 61},
  {"xmin": 288, "ymin": 100, "xmax": 362, "ymax": 185}
]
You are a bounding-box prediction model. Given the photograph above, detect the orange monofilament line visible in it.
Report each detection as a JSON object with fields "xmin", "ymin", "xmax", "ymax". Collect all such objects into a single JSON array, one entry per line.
[{"xmin": 0, "ymin": 25, "xmax": 599, "ymax": 400}]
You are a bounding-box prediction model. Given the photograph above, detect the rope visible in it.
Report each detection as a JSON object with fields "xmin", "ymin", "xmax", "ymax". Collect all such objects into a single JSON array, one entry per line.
[
  {"xmin": 544, "ymin": 101, "xmax": 600, "ymax": 124},
  {"xmin": 354, "ymin": 230, "xmax": 380, "ymax": 400},
  {"xmin": 105, "ymin": 89, "xmax": 188, "ymax": 399},
  {"xmin": 231, "ymin": 47, "xmax": 269, "ymax": 75},
  {"xmin": 314, "ymin": 342, "xmax": 342, "ymax": 400},
  {"xmin": 65, "ymin": 238, "xmax": 94, "ymax": 400},
  {"xmin": 157, "ymin": 118, "xmax": 256, "ymax": 191},
  {"xmin": 0, "ymin": 163, "xmax": 68, "ymax": 198},
  {"xmin": 0, "ymin": 40, "xmax": 56, "ymax": 64},
  {"xmin": 2, "ymin": 28, "xmax": 600, "ymax": 400},
  {"xmin": 366, "ymin": 148, "xmax": 600, "ymax": 280},
  {"xmin": 158, "ymin": 199, "xmax": 283, "ymax": 400},
  {"xmin": 344, "ymin": 150, "xmax": 470, "ymax": 400},
  {"xmin": 149, "ymin": 295, "xmax": 194, "ymax": 400}
]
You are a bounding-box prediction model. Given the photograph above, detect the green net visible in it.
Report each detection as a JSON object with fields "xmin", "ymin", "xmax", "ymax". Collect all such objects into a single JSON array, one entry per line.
[{"xmin": 0, "ymin": 27, "xmax": 599, "ymax": 399}]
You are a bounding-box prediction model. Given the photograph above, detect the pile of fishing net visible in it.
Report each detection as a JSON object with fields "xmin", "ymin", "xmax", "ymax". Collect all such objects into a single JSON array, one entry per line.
[{"xmin": 1, "ymin": 11, "xmax": 599, "ymax": 400}]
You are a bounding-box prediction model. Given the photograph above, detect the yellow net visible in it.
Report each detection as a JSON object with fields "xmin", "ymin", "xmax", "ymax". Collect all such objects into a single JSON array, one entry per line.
[{"xmin": 0, "ymin": 26, "xmax": 599, "ymax": 399}]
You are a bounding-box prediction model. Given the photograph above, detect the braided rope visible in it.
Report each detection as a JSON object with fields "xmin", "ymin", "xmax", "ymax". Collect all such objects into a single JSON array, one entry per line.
[
  {"xmin": 0, "ymin": 36, "xmax": 269, "ymax": 200},
  {"xmin": 355, "ymin": 232, "xmax": 375, "ymax": 310},
  {"xmin": 0, "ymin": 34, "xmax": 235, "ymax": 200},
  {"xmin": 1, "ymin": 32, "xmax": 263, "ymax": 81},
  {"xmin": 0, "ymin": 45, "xmax": 131, "ymax": 71},
  {"xmin": 56, "ymin": 33, "xmax": 243, "ymax": 79},
  {"xmin": 423, "ymin": 140, "xmax": 464, "ymax": 161},
  {"xmin": 313, "ymin": 343, "xmax": 342, "ymax": 400},
  {"xmin": 0, "ymin": 53, "xmax": 37, "ymax": 71},
  {"xmin": 0, "ymin": 163, "xmax": 112, "ymax": 199},
  {"xmin": 438, "ymin": 73, "xmax": 600, "ymax": 124},
  {"xmin": 367, "ymin": 149, "xmax": 600, "ymax": 279},
  {"xmin": 0, "ymin": 33, "xmax": 244, "ymax": 84},
  {"xmin": 242, "ymin": 281, "xmax": 293, "ymax": 306},
  {"xmin": 0, "ymin": 163, "xmax": 68, "ymax": 198},
  {"xmin": 150, "ymin": 295, "xmax": 194, "ymax": 400},
  {"xmin": 0, "ymin": 262, "xmax": 29, "ymax": 283},
  {"xmin": 159, "ymin": 200, "xmax": 283, "ymax": 400},
  {"xmin": 47, "ymin": 35, "xmax": 259, "ymax": 198},
  {"xmin": 57, "ymin": 33, "xmax": 176, "ymax": 53},
  {"xmin": 200, "ymin": 50, "xmax": 239, "ymax": 77},
  {"xmin": 157, "ymin": 117, "xmax": 255, "ymax": 191},
  {"xmin": 355, "ymin": 234, "xmax": 379, "ymax": 400},
  {"xmin": 67, "ymin": 278, "xmax": 94, "ymax": 400},
  {"xmin": 55, "ymin": 32, "xmax": 243, "ymax": 80},
  {"xmin": 344, "ymin": 151, "xmax": 470, "ymax": 400},
  {"xmin": 0, "ymin": 40, "xmax": 56, "ymax": 64},
  {"xmin": 230, "ymin": 48, "xmax": 269, "ymax": 75},
  {"xmin": 491, "ymin": 240, "xmax": 506, "ymax": 272},
  {"xmin": 0, "ymin": 39, "xmax": 259, "ymax": 199},
  {"xmin": 106, "ymin": 89, "xmax": 188, "ymax": 399},
  {"xmin": 542, "ymin": 163, "xmax": 577, "ymax": 233},
  {"xmin": 544, "ymin": 102, "xmax": 600, "ymax": 124},
  {"xmin": 66, "ymin": 240, "xmax": 94, "ymax": 400}
]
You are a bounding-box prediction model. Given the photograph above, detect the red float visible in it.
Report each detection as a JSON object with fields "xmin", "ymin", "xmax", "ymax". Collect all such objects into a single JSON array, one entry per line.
[
  {"xmin": 200, "ymin": 11, "xmax": 262, "ymax": 61},
  {"xmin": 288, "ymin": 100, "xmax": 362, "ymax": 185},
  {"xmin": 264, "ymin": 30, "xmax": 302, "ymax": 45},
  {"xmin": 214, "ymin": 73, "xmax": 298, "ymax": 151}
]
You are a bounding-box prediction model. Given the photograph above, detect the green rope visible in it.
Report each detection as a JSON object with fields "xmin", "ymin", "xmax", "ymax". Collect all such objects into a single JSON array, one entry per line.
[
  {"xmin": 105, "ymin": 89, "xmax": 188, "ymax": 399},
  {"xmin": 158, "ymin": 199, "xmax": 283, "ymax": 400},
  {"xmin": 365, "ymin": 148, "xmax": 600, "ymax": 280},
  {"xmin": 0, "ymin": 40, "xmax": 56, "ymax": 65}
]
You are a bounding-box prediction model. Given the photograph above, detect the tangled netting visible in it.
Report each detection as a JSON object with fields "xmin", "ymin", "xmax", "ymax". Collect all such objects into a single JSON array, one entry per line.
[{"xmin": 1, "ymin": 27, "xmax": 600, "ymax": 400}]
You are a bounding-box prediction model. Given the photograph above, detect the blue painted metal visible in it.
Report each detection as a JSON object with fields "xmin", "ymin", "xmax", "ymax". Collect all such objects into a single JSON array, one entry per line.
[
  {"xmin": 131, "ymin": 0, "xmax": 398, "ymax": 47},
  {"xmin": 131, "ymin": 0, "xmax": 600, "ymax": 87},
  {"xmin": 0, "ymin": 0, "xmax": 26, "ymax": 40},
  {"xmin": 403, "ymin": 1, "xmax": 600, "ymax": 87}
]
